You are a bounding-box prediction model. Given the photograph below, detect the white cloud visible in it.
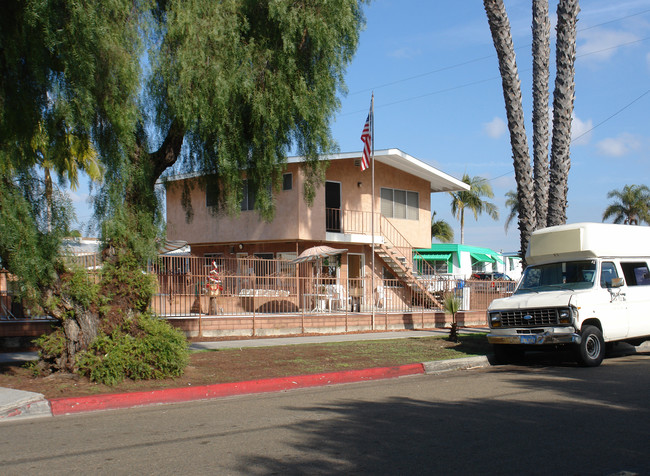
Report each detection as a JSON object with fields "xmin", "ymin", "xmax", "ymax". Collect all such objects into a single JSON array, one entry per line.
[
  {"xmin": 483, "ymin": 117, "xmax": 507, "ymax": 139},
  {"xmin": 387, "ymin": 47, "xmax": 421, "ymax": 59},
  {"xmin": 570, "ymin": 115, "xmax": 593, "ymax": 145},
  {"xmin": 577, "ymin": 28, "xmax": 639, "ymax": 63},
  {"xmin": 66, "ymin": 190, "xmax": 88, "ymax": 203},
  {"xmin": 596, "ymin": 133, "xmax": 641, "ymax": 157}
]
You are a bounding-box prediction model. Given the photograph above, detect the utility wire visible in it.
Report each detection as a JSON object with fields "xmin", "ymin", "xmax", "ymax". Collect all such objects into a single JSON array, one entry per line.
[
  {"xmin": 340, "ymin": 35, "xmax": 650, "ymax": 117},
  {"xmin": 488, "ymin": 88, "xmax": 650, "ymax": 182},
  {"xmin": 350, "ymin": 7, "xmax": 650, "ymax": 97}
]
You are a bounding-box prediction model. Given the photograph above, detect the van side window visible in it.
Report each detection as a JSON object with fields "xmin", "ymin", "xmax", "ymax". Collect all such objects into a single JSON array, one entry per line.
[
  {"xmin": 620, "ymin": 262, "xmax": 650, "ymax": 286},
  {"xmin": 600, "ymin": 262, "xmax": 619, "ymax": 288}
]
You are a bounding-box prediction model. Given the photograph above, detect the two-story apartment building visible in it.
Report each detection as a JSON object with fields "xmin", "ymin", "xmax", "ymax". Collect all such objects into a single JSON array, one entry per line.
[{"xmin": 164, "ymin": 148, "xmax": 468, "ymax": 299}]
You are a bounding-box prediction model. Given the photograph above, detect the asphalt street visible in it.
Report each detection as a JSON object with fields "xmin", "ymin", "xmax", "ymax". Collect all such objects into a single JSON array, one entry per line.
[{"xmin": 2, "ymin": 352, "xmax": 649, "ymax": 475}]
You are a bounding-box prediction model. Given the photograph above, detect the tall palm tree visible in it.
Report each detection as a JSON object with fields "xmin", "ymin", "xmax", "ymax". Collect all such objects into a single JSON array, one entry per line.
[
  {"xmin": 449, "ymin": 173, "xmax": 499, "ymax": 244},
  {"xmin": 602, "ymin": 185, "xmax": 650, "ymax": 225},
  {"xmin": 483, "ymin": 0, "xmax": 536, "ymax": 257},
  {"xmin": 483, "ymin": 0, "xmax": 580, "ymax": 257},
  {"xmin": 547, "ymin": 0, "xmax": 579, "ymax": 226},
  {"xmin": 31, "ymin": 123, "xmax": 103, "ymax": 231},
  {"xmin": 532, "ymin": 0, "xmax": 550, "ymax": 227},
  {"xmin": 431, "ymin": 211, "xmax": 454, "ymax": 243},
  {"xmin": 504, "ymin": 190, "xmax": 519, "ymax": 233}
]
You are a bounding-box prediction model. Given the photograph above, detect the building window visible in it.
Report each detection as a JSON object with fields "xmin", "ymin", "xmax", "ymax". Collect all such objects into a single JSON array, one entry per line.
[
  {"xmin": 206, "ymin": 181, "xmax": 218, "ymax": 207},
  {"xmin": 380, "ymin": 188, "xmax": 419, "ymax": 220},
  {"xmin": 240, "ymin": 180, "xmax": 272, "ymax": 211},
  {"xmin": 282, "ymin": 173, "xmax": 292, "ymax": 191},
  {"xmin": 240, "ymin": 180, "xmax": 256, "ymax": 211}
]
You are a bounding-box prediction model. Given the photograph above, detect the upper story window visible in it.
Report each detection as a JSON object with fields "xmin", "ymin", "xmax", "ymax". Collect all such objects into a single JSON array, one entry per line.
[
  {"xmin": 282, "ymin": 173, "xmax": 292, "ymax": 191},
  {"xmin": 240, "ymin": 179, "xmax": 256, "ymax": 211},
  {"xmin": 380, "ymin": 188, "xmax": 419, "ymax": 220},
  {"xmin": 206, "ymin": 181, "xmax": 218, "ymax": 207}
]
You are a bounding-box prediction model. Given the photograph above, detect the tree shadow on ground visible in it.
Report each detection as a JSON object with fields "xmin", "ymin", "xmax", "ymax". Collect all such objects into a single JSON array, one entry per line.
[{"xmin": 235, "ymin": 357, "xmax": 650, "ymax": 475}]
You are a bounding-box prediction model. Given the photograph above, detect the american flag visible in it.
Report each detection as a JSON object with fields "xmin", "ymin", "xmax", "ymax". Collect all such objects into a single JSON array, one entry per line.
[{"xmin": 360, "ymin": 96, "xmax": 373, "ymax": 171}]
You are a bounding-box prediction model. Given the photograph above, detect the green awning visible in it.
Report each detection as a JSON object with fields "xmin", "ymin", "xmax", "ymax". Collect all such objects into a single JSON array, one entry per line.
[
  {"xmin": 470, "ymin": 252, "xmax": 496, "ymax": 263},
  {"xmin": 414, "ymin": 253, "xmax": 452, "ymax": 261}
]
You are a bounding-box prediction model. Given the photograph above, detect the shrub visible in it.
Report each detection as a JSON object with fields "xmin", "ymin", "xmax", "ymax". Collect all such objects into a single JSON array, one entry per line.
[
  {"xmin": 34, "ymin": 328, "xmax": 66, "ymax": 358},
  {"xmin": 77, "ymin": 312, "xmax": 189, "ymax": 385}
]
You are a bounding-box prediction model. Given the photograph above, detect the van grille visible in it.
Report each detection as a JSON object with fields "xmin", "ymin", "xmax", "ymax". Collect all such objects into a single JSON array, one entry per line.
[{"xmin": 499, "ymin": 308, "xmax": 561, "ymax": 327}]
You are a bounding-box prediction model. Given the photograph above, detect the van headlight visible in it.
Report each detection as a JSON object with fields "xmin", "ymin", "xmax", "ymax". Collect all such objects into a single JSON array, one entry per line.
[
  {"xmin": 490, "ymin": 312, "xmax": 502, "ymax": 328},
  {"xmin": 558, "ymin": 308, "xmax": 572, "ymax": 324}
]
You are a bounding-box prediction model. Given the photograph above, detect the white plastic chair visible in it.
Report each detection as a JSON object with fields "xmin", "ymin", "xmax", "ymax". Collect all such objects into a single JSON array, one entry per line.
[{"xmin": 375, "ymin": 285, "xmax": 386, "ymax": 308}]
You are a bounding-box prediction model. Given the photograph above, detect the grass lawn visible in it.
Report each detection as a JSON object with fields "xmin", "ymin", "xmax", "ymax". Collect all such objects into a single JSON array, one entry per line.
[{"xmin": 0, "ymin": 333, "xmax": 490, "ymax": 400}]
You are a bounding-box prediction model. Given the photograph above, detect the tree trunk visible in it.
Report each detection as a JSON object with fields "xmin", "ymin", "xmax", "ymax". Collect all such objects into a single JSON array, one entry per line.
[
  {"xmin": 483, "ymin": 0, "xmax": 536, "ymax": 260},
  {"xmin": 531, "ymin": 0, "xmax": 550, "ymax": 228},
  {"xmin": 547, "ymin": 0, "xmax": 579, "ymax": 227},
  {"xmin": 460, "ymin": 208, "xmax": 465, "ymax": 244},
  {"xmin": 41, "ymin": 286, "xmax": 101, "ymax": 372},
  {"xmin": 44, "ymin": 167, "xmax": 53, "ymax": 233}
]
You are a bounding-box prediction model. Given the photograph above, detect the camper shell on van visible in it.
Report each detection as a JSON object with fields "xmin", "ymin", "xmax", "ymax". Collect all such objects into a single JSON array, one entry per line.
[{"xmin": 487, "ymin": 222, "xmax": 650, "ymax": 366}]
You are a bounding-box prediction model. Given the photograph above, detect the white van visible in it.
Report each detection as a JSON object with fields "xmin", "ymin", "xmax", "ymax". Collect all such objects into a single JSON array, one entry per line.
[{"xmin": 487, "ymin": 223, "xmax": 650, "ymax": 366}]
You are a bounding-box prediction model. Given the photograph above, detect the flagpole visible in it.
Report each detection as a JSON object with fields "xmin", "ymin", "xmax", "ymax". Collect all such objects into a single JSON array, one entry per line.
[{"xmin": 370, "ymin": 93, "xmax": 375, "ymax": 330}]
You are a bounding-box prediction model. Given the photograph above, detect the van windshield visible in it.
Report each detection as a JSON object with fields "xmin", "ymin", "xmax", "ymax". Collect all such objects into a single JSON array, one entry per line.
[{"xmin": 515, "ymin": 260, "xmax": 597, "ymax": 294}]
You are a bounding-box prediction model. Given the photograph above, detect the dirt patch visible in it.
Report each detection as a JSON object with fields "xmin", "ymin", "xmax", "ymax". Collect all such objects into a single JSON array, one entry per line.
[{"xmin": 0, "ymin": 333, "xmax": 490, "ymax": 400}]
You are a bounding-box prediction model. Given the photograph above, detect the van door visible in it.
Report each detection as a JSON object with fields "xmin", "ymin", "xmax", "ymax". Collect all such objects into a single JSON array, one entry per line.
[
  {"xmin": 596, "ymin": 261, "xmax": 628, "ymax": 340},
  {"xmin": 619, "ymin": 260, "xmax": 650, "ymax": 339}
]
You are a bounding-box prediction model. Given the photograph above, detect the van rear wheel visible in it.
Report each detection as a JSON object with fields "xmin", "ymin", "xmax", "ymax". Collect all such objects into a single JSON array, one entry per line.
[{"xmin": 575, "ymin": 325, "xmax": 605, "ymax": 367}]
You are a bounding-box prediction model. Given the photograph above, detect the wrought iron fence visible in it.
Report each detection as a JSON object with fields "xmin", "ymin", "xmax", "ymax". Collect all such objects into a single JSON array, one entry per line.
[{"xmin": 1, "ymin": 255, "xmax": 516, "ymax": 320}]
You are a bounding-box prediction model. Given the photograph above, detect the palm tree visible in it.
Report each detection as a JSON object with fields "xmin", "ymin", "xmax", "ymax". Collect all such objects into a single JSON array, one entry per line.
[
  {"xmin": 431, "ymin": 211, "xmax": 454, "ymax": 243},
  {"xmin": 483, "ymin": 0, "xmax": 536, "ymax": 257},
  {"xmin": 602, "ymin": 185, "xmax": 650, "ymax": 225},
  {"xmin": 449, "ymin": 173, "xmax": 499, "ymax": 244},
  {"xmin": 483, "ymin": 0, "xmax": 579, "ymax": 256},
  {"xmin": 504, "ymin": 190, "xmax": 519, "ymax": 233},
  {"xmin": 31, "ymin": 123, "xmax": 103, "ymax": 231},
  {"xmin": 532, "ymin": 0, "xmax": 551, "ymax": 228},
  {"xmin": 547, "ymin": 0, "xmax": 579, "ymax": 226}
]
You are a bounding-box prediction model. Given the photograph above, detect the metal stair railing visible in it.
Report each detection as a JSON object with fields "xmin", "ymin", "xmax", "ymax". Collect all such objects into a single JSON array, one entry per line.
[{"xmin": 377, "ymin": 215, "xmax": 443, "ymax": 308}]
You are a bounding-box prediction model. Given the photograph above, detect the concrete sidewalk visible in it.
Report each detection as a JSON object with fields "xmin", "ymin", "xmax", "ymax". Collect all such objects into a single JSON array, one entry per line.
[{"xmin": 1, "ymin": 328, "xmax": 490, "ymax": 422}]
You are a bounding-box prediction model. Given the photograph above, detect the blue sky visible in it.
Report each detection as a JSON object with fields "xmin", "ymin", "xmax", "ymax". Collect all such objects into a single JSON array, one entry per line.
[
  {"xmin": 329, "ymin": 0, "xmax": 650, "ymax": 252},
  {"xmin": 70, "ymin": 0, "xmax": 650, "ymax": 253}
]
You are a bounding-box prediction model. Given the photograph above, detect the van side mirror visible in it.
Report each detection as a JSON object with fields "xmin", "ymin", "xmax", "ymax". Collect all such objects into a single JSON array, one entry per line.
[{"xmin": 610, "ymin": 277, "xmax": 624, "ymax": 288}]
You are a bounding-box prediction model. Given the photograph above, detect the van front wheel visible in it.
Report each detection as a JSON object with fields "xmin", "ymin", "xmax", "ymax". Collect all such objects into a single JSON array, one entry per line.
[{"xmin": 575, "ymin": 325, "xmax": 605, "ymax": 367}]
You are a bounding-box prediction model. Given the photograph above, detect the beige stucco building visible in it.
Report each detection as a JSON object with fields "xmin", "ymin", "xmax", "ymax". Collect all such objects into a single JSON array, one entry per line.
[{"xmin": 164, "ymin": 148, "xmax": 468, "ymax": 298}]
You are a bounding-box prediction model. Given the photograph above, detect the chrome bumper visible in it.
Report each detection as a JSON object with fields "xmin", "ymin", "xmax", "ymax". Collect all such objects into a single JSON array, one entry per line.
[{"xmin": 487, "ymin": 331, "xmax": 581, "ymax": 345}]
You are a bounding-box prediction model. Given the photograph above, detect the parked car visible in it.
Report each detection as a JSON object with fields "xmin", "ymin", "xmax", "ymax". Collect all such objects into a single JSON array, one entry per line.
[
  {"xmin": 469, "ymin": 272, "xmax": 516, "ymax": 293},
  {"xmin": 471, "ymin": 272, "xmax": 513, "ymax": 281}
]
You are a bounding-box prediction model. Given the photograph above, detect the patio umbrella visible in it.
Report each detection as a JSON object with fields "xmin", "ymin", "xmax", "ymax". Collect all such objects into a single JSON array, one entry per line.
[
  {"xmin": 291, "ymin": 246, "xmax": 348, "ymax": 311},
  {"xmin": 291, "ymin": 245, "xmax": 348, "ymax": 264}
]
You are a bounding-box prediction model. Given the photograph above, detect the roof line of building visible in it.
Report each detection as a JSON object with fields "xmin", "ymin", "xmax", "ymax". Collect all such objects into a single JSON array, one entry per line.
[{"xmin": 159, "ymin": 148, "xmax": 469, "ymax": 193}]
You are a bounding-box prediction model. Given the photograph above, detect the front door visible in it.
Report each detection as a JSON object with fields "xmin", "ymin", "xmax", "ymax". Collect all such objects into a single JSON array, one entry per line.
[{"xmin": 325, "ymin": 181, "xmax": 341, "ymax": 232}]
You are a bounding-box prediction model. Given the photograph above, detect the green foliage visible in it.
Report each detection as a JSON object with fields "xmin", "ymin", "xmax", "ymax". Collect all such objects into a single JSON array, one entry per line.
[
  {"xmin": 449, "ymin": 173, "xmax": 499, "ymax": 244},
  {"xmin": 443, "ymin": 294, "xmax": 461, "ymax": 319},
  {"xmin": 0, "ymin": 178, "xmax": 70, "ymax": 301},
  {"xmin": 101, "ymin": 247, "xmax": 157, "ymax": 313},
  {"xmin": 431, "ymin": 211, "xmax": 454, "ymax": 243},
  {"xmin": 504, "ymin": 190, "xmax": 519, "ymax": 233},
  {"xmin": 62, "ymin": 267, "xmax": 99, "ymax": 311},
  {"xmin": 152, "ymin": 0, "xmax": 367, "ymax": 219},
  {"xmin": 602, "ymin": 184, "xmax": 650, "ymax": 225},
  {"xmin": 77, "ymin": 313, "xmax": 189, "ymax": 386},
  {"xmin": 34, "ymin": 329, "xmax": 66, "ymax": 359}
]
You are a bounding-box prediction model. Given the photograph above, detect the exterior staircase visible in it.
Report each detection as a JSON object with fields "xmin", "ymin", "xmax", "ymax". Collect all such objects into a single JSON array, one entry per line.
[{"xmin": 374, "ymin": 216, "xmax": 443, "ymax": 309}]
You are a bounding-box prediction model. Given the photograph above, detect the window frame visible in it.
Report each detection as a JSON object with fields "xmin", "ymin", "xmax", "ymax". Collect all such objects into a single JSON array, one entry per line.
[{"xmin": 380, "ymin": 187, "xmax": 419, "ymax": 220}]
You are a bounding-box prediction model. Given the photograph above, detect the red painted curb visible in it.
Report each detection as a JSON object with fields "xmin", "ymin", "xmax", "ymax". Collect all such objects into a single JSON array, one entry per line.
[{"xmin": 48, "ymin": 363, "xmax": 425, "ymax": 415}]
